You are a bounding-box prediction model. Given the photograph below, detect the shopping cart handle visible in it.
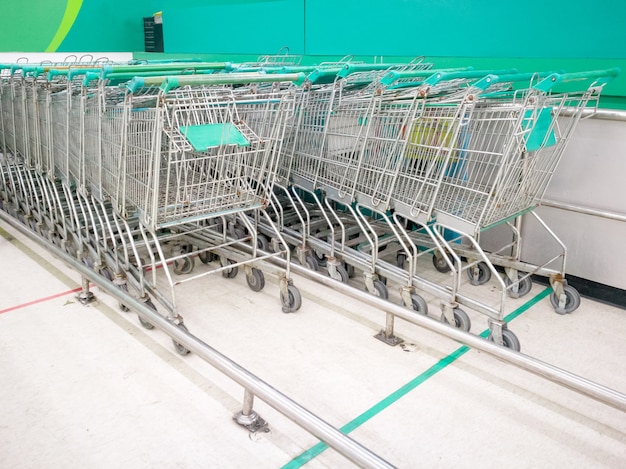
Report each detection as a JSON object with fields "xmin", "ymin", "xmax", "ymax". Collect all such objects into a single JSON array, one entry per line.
[
  {"xmin": 337, "ymin": 63, "xmax": 414, "ymax": 78},
  {"xmin": 533, "ymin": 68, "xmax": 621, "ymax": 92},
  {"xmin": 306, "ymin": 67, "xmax": 344, "ymax": 84},
  {"xmin": 472, "ymin": 72, "xmax": 554, "ymax": 91},
  {"xmin": 379, "ymin": 68, "xmax": 463, "ymax": 86},
  {"xmin": 421, "ymin": 69, "xmax": 518, "ymax": 87},
  {"xmin": 126, "ymin": 72, "xmax": 307, "ymax": 93},
  {"xmin": 101, "ymin": 62, "xmax": 231, "ymax": 75}
]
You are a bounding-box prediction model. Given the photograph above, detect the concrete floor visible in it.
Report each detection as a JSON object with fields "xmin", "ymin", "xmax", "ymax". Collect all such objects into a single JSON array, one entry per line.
[{"xmin": 0, "ymin": 218, "xmax": 625, "ymax": 468}]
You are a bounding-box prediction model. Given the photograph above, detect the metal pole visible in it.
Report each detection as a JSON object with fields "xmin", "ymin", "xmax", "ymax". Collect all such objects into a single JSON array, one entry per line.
[
  {"xmin": 541, "ymin": 199, "xmax": 626, "ymax": 223},
  {"xmin": 0, "ymin": 211, "xmax": 395, "ymax": 469},
  {"xmin": 266, "ymin": 258, "xmax": 626, "ymax": 413}
]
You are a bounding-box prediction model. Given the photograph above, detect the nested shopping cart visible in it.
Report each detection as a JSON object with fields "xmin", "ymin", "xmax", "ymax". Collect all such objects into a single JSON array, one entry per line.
[
  {"xmin": 95, "ymin": 73, "xmax": 305, "ymax": 352},
  {"xmin": 420, "ymin": 69, "xmax": 620, "ymax": 318}
]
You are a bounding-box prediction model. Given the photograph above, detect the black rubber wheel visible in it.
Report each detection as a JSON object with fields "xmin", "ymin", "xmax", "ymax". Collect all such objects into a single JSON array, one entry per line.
[
  {"xmin": 198, "ymin": 251, "xmax": 215, "ymax": 264},
  {"xmin": 246, "ymin": 268, "xmax": 265, "ymax": 292},
  {"xmin": 467, "ymin": 262, "xmax": 491, "ymax": 286},
  {"xmin": 281, "ymin": 284, "xmax": 302, "ymax": 313},
  {"xmin": 257, "ymin": 234, "xmax": 270, "ymax": 252},
  {"xmin": 441, "ymin": 308, "xmax": 471, "ymax": 332},
  {"xmin": 313, "ymin": 249, "xmax": 327, "ymax": 267},
  {"xmin": 371, "ymin": 279, "xmax": 389, "ymax": 300},
  {"xmin": 173, "ymin": 256, "xmax": 194, "ymax": 275},
  {"xmin": 344, "ymin": 262, "xmax": 355, "ymax": 278},
  {"xmin": 172, "ymin": 323, "xmax": 191, "ymax": 356},
  {"xmin": 329, "ymin": 264, "xmax": 349, "ymax": 283},
  {"xmin": 118, "ymin": 283, "xmax": 130, "ymax": 312},
  {"xmin": 396, "ymin": 252, "xmax": 407, "ymax": 268},
  {"xmin": 505, "ymin": 274, "xmax": 533, "ymax": 298},
  {"xmin": 432, "ymin": 252, "xmax": 451, "ymax": 273},
  {"xmin": 305, "ymin": 255, "xmax": 319, "ymax": 271},
  {"xmin": 138, "ymin": 299, "xmax": 156, "ymax": 330},
  {"xmin": 550, "ymin": 285, "xmax": 581, "ymax": 315},
  {"xmin": 489, "ymin": 329, "xmax": 521, "ymax": 352},
  {"xmin": 233, "ymin": 227, "xmax": 247, "ymax": 240},
  {"xmin": 222, "ymin": 259, "xmax": 238, "ymax": 278}
]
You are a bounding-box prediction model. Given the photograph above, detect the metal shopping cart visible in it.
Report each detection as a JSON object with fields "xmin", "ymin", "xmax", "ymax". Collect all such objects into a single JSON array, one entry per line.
[{"xmin": 91, "ymin": 73, "xmax": 305, "ymax": 353}]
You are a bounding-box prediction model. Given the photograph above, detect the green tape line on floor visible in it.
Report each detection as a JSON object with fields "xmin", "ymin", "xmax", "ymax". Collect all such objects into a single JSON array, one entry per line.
[{"xmin": 282, "ymin": 286, "xmax": 553, "ymax": 468}]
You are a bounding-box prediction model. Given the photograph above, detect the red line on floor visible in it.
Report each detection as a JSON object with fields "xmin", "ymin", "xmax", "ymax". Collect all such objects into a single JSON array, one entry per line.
[{"xmin": 0, "ymin": 286, "xmax": 88, "ymax": 315}]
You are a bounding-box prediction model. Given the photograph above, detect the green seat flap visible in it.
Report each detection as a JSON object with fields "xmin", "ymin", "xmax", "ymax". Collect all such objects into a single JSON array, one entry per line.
[{"xmin": 179, "ymin": 123, "xmax": 250, "ymax": 151}]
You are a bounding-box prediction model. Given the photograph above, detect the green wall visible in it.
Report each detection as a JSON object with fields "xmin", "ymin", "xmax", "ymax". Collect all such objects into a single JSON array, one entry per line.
[
  {"xmin": 1, "ymin": 0, "xmax": 624, "ymax": 104},
  {"xmin": 0, "ymin": 0, "xmax": 163, "ymax": 53}
]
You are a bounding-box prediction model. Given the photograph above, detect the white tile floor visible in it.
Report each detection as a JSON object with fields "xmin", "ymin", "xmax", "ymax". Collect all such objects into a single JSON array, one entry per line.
[{"xmin": 1, "ymin": 218, "xmax": 625, "ymax": 468}]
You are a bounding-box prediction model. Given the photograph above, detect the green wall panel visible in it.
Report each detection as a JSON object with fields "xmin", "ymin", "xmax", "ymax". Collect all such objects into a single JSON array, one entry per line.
[
  {"xmin": 304, "ymin": 0, "xmax": 626, "ymax": 59},
  {"xmin": 163, "ymin": 0, "xmax": 304, "ymax": 55},
  {"xmin": 0, "ymin": 1, "xmax": 67, "ymax": 51},
  {"xmin": 58, "ymin": 1, "xmax": 163, "ymax": 52}
]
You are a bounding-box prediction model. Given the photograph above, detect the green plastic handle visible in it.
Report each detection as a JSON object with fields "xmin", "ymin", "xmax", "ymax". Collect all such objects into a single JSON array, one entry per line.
[
  {"xmin": 533, "ymin": 67, "xmax": 621, "ymax": 92},
  {"xmin": 421, "ymin": 68, "xmax": 517, "ymax": 87},
  {"xmin": 337, "ymin": 63, "xmax": 415, "ymax": 78},
  {"xmin": 379, "ymin": 67, "xmax": 476, "ymax": 87},
  {"xmin": 472, "ymin": 71, "xmax": 554, "ymax": 91},
  {"xmin": 102, "ymin": 62, "xmax": 230, "ymax": 75},
  {"xmin": 306, "ymin": 67, "xmax": 345, "ymax": 85},
  {"xmin": 126, "ymin": 72, "xmax": 307, "ymax": 93}
]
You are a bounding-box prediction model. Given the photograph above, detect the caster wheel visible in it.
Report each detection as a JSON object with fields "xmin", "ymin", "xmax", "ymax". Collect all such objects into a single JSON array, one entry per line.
[
  {"xmin": 313, "ymin": 249, "xmax": 327, "ymax": 267},
  {"xmin": 257, "ymin": 234, "xmax": 270, "ymax": 252},
  {"xmin": 222, "ymin": 259, "xmax": 238, "ymax": 278},
  {"xmin": 246, "ymin": 268, "xmax": 265, "ymax": 292},
  {"xmin": 489, "ymin": 329, "xmax": 521, "ymax": 352},
  {"xmin": 281, "ymin": 284, "xmax": 302, "ymax": 313},
  {"xmin": 137, "ymin": 299, "xmax": 157, "ymax": 330},
  {"xmin": 441, "ymin": 308, "xmax": 471, "ymax": 332},
  {"xmin": 403, "ymin": 294, "xmax": 428, "ymax": 315},
  {"xmin": 505, "ymin": 274, "xmax": 533, "ymax": 298},
  {"xmin": 329, "ymin": 264, "xmax": 349, "ymax": 283},
  {"xmin": 432, "ymin": 252, "xmax": 451, "ymax": 273},
  {"xmin": 118, "ymin": 283, "xmax": 130, "ymax": 312},
  {"xmin": 550, "ymin": 285, "xmax": 581, "ymax": 314},
  {"xmin": 305, "ymin": 254, "xmax": 319, "ymax": 271},
  {"xmin": 396, "ymin": 252, "xmax": 407, "ymax": 268},
  {"xmin": 371, "ymin": 279, "xmax": 388, "ymax": 300},
  {"xmin": 198, "ymin": 251, "xmax": 215, "ymax": 264},
  {"xmin": 173, "ymin": 256, "xmax": 194, "ymax": 275},
  {"xmin": 172, "ymin": 323, "xmax": 191, "ymax": 356},
  {"xmin": 467, "ymin": 262, "xmax": 491, "ymax": 286}
]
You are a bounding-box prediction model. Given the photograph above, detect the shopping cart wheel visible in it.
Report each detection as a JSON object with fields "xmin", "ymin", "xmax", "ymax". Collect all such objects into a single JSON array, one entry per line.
[
  {"xmin": 371, "ymin": 280, "xmax": 389, "ymax": 300},
  {"xmin": 344, "ymin": 262, "xmax": 355, "ymax": 278},
  {"xmin": 281, "ymin": 285, "xmax": 302, "ymax": 313},
  {"xmin": 504, "ymin": 274, "xmax": 532, "ymax": 298},
  {"xmin": 396, "ymin": 252, "xmax": 407, "ymax": 268},
  {"xmin": 173, "ymin": 256, "xmax": 195, "ymax": 275},
  {"xmin": 246, "ymin": 268, "xmax": 265, "ymax": 292},
  {"xmin": 432, "ymin": 252, "xmax": 451, "ymax": 273},
  {"xmin": 198, "ymin": 251, "xmax": 216, "ymax": 264},
  {"xmin": 257, "ymin": 234, "xmax": 270, "ymax": 252},
  {"xmin": 489, "ymin": 329, "xmax": 521, "ymax": 352},
  {"xmin": 172, "ymin": 323, "xmax": 191, "ymax": 356},
  {"xmin": 467, "ymin": 262, "xmax": 491, "ymax": 286},
  {"xmin": 441, "ymin": 308, "xmax": 471, "ymax": 332},
  {"xmin": 305, "ymin": 255, "xmax": 319, "ymax": 271},
  {"xmin": 222, "ymin": 259, "xmax": 239, "ymax": 278},
  {"xmin": 137, "ymin": 299, "xmax": 156, "ymax": 330},
  {"xmin": 329, "ymin": 264, "xmax": 349, "ymax": 283},
  {"xmin": 402, "ymin": 294, "xmax": 428, "ymax": 315},
  {"xmin": 313, "ymin": 249, "xmax": 327, "ymax": 267},
  {"xmin": 550, "ymin": 285, "xmax": 581, "ymax": 315},
  {"xmin": 117, "ymin": 283, "xmax": 131, "ymax": 312}
]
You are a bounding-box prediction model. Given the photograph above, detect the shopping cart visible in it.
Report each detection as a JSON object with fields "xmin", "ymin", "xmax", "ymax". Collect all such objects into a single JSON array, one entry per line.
[{"xmin": 88, "ymin": 72, "xmax": 306, "ymax": 352}]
